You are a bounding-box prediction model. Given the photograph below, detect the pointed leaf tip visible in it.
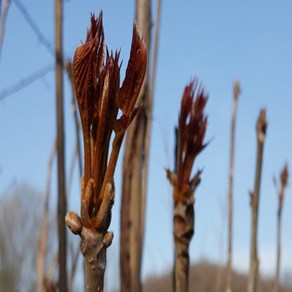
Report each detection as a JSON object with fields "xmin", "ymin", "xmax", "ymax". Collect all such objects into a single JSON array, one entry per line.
[
  {"xmin": 176, "ymin": 79, "xmax": 208, "ymax": 195},
  {"xmin": 73, "ymin": 11, "xmax": 105, "ymax": 128},
  {"xmin": 117, "ymin": 23, "xmax": 147, "ymax": 116}
]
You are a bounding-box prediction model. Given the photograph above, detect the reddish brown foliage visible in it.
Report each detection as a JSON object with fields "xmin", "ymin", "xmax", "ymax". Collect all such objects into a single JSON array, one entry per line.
[
  {"xmin": 72, "ymin": 12, "xmax": 147, "ymax": 231},
  {"xmin": 174, "ymin": 79, "xmax": 208, "ymax": 204}
]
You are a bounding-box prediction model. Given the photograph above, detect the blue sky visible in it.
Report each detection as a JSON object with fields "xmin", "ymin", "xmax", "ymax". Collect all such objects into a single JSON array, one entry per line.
[{"xmin": 1, "ymin": 0, "xmax": 292, "ymax": 288}]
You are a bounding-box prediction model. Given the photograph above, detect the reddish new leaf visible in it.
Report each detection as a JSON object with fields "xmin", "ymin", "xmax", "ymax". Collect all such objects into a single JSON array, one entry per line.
[
  {"xmin": 117, "ymin": 24, "xmax": 147, "ymax": 117},
  {"xmin": 176, "ymin": 79, "xmax": 208, "ymax": 202}
]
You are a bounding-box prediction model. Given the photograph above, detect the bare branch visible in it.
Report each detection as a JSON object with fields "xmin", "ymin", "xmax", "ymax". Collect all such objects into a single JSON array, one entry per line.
[
  {"xmin": 0, "ymin": 64, "xmax": 54, "ymax": 101},
  {"xmin": 274, "ymin": 163, "xmax": 288, "ymax": 292},
  {"xmin": 0, "ymin": 0, "xmax": 10, "ymax": 60},
  {"xmin": 12, "ymin": 0, "xmax": 55, "ymax": 56},
  {"xmin": 226, "ymin": 80, "xmax": 240, "ymax": 292},
  {"xmin": 55, "ymin": 0, "xmax": 67, "ymax": 290},
  {"xmin": 148, "ymin": 0, "xmax": 161, "ymax": 110}
]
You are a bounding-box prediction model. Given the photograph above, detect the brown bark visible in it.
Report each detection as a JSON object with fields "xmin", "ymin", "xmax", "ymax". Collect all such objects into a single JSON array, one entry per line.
[
  {"xmin": 226, "ymin": 81, "xmax": 240, "ymax": 292},
  {"xmin": 170, "ymin": 172, "xmax": 201, "ymax": 292},
  {"xmin": 81, "ymin": 228, "xmax": 113, "ymax": 291},
  {"xmin": 173, "ymin": 198, "xmax": 194, "ymax": 292},
  {"xmin": 247, "ymin": 109, "xmax": 267, "ymax": 292},
  {"xmin": 120, "ymin": 1, "xmax": 152, "ymax": 291},
  {"xmin": 55, "ymin": 0, "xmax": 67, "ymax": 290}
]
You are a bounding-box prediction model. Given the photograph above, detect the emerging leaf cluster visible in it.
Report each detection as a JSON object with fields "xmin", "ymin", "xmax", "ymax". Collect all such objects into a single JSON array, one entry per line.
[
  {"xmin": 72, "ymin": 12, "xmax": 147, "ymax": 230},
  {"xmin": 168, "ymin": 80, "xmax": 208, "ymax": 204}
]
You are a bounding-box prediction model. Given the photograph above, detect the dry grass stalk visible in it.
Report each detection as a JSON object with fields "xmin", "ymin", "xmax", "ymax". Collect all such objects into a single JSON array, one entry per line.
[
  {"xmin": 226, "ymin": 81, "xmax": 240, "ymax": 292},
  {"xmin": 167, "ymin": 80, "xmax": 208, "ymax": 292},
  {"xmin": 65, "ymin": 12, "xmax": 147, "ymax": 291},
  {"xmin": 274, "ymin": 164, "xmax": 288, "ymax": 292},
  {"xmin": 36, "ymin": 140, "xmax": 56, "ymax": 292},
  {"xmin": 248, "ymin": 109, "xmax": 267, "ymax": 292},
  {"xmin": 43, "ymin": 254, "xmax": 59, "ymax": 292},
  {"xmin": 55, "ymin": 0, "xmax": 67, "ymax": 290}
]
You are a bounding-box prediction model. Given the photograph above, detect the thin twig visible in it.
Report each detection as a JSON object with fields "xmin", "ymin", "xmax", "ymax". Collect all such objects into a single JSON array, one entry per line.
[
  {"xmin": 148, "ymin": 0, "xmax": 161, "ymax": 108},
  {"xmin": 59, "ymin": 142, "xmax": 81, "ymax": 292},
  {"xmin": 68, "ymin": 242, "xmax": 80, "ymax": 292},
  {"xmin": 0, "ymin": 0, "xmax": 10, "ymax": 60},
  {"xmin": 0, "ymin": 64, "xmax": 54, "ymax": 101},
  {"xmin": 12, "ymin": 0, "xmax": 55, "ymax": 56},
  {"xmin": 248, "ymin": 109, "xmax": 267, "ymax": 292},
  {"xmin": 44, "ymin": 253, "xmax": 58, "ymax": 290},
  {"xmin": 36, "ymin": 140, "xmax": 56, "ymax": 292},
  {"xmin": 172, "ymin": 127, "xmax": 178, "ymax": 292},
  {"xmin": 226, "ymin": 81, "xmax": 240, "ymax": 292},
  {"xmin": 274, "ymin": 164, "xmax": 288, "ymax": 292},
  {"xmin": 141, "ymin": 0, "xmax": 161, "ymax": 254},
  {"xmin": 55, "ymin": 0, "xmax": 67, "ymax": 290}
]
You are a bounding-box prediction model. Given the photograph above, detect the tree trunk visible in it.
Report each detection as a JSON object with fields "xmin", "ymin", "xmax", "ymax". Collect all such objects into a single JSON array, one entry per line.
[
  {"xmin": 120, "ymin": 1, "xmax": 152, "ymax": 291},
  {"xmin": 226, "ymin": 81, "xmax": 240, "ymax": 292},
  {"xmin": 247, "ymin": 109, "xmax": 267, "ymax": 292},
  {"xmin": 55, "ymin": 0, "xmax": 67, "ymax": 290}
]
